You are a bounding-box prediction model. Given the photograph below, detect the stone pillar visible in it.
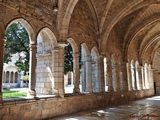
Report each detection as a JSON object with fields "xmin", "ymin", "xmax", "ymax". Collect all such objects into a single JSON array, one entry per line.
[
  {"xmin": 111, "ymin": 63, "xmax": 116, "ymax": 91},
  {"xmin": 81, "ymin": 61, "xmax": 86, "ymax": 92},
  {"xmin": 8, "ymin": 72, "xmax": 11, "ymax": 83},
  {"xmin": 2, "ymin": 72, "xmax": 5, "ymax": 83},
  {"xmin": 73, "ymin": 52, "xmax": 80, "ymax": 93},
  {"xmin": 126, "ymin": 63, "xmax": 133, "ymax": 91},
  {"xmin": 107, "ymin": 60, "xmax": 113, "ymax": 91},
  {"xmin": 135, "ymin": 66, "xmax": 140, "ymax": 90},
  {"xmin": 99, "ymin": 55, "xmax": 105, "ymax": 92},
  {"xmin": 119, "ymin": 62, "xmax": 128, "ymax": 91},
  {"xmin": 141, "ymin": 67, "xmax": 145, "ymax": 89},
  {"xmin": 13, "ymin": 72, "xmax": 15, "ymax": 83},
  {"xmin": 71, "ymin": 72, "xmax": 74, "ymax": 85},
  {"xmin": 27, "ymin": 44, "xmax": 37, "ymax": 98},
  {"xmin": 85, "ymin": 55, "xmax": 92, "ymax": 92},
  {"xmin": 149, "ymin": 68, "xmax": 154, "ymax": 89},
  {"xmin": 52, "ymin": 46, "xmax": 65, "ymax": 97},
  {"xmin": 144, "ymin": 67, "xmax": 149, "ymax": 89},
  {"xmin": 18, "ymin": 72, "xmax": 22, "ymax": 85},
  {"xmin": 148, "ymin": 67, "xmax": 154, "ymax": 89},
  {"xmin": 136, "ymin": 67, "xmax": 143, "ymax": 90},
  {"xmin": 147, "ymin": 67, "xmax": 151, "ymax": 89},
  {"xmin": 58, "ymin": 46, "xmax": 65, "ymax": 97},
  {"xmin": 115, "ymin": 63, "xmax": 120, "ymax": 91},
  {"xmin": 131, "ymin": 65, "xmax": 137, "ymax": 90},
  {"xmin": 91, "ymin": 55, "xmax": 105, "ymax": 92},
  {"xmin": 0, "ymin": 38, "xmax": 5, "ymax": 100}
]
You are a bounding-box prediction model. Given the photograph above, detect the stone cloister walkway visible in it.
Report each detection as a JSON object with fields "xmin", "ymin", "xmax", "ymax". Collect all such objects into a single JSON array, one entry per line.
[{"xmin": 50, "ymin": 96, "xmax": 160, "ymax": 120}]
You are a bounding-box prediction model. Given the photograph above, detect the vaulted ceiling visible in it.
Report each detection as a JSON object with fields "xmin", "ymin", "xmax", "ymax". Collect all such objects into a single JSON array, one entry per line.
[{"xmin": 59, "ymin": 0, "xmax": 160, "ymax": 65}]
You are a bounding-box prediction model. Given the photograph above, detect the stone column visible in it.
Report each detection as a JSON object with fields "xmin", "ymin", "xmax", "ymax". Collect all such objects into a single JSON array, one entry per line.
[
  {"xmin": 91, "ymin": 55, "xmax": 105, "ymax": 92},
  {"xmin": 4, "ymin": 71, "xmax": 6, "ymax": 83},
  {"xmin": 52, "ymin": 46, "xmax": 65, "ymax": 97},
  {"xmin": 13, "ymin": 72, "xmax": 15, "ymax": 83},
  {"xmin": 115, "ymin": 63, "xmax": 120, "ymax": 91},
  {"xmin": 27, "ymin": 44, "xmax": 37, "ymax": 98},
  {"xmin": 0, "ymin": 38, "xmax": 5, "ymax": 100},
  {"xmin": 136, "ymin": 67, "xmax": 143, "ymax": 90},
  {"xmin": 141, "ymin": 67, "xmax": 145, "ymax": 89},
  {"xmin": 85, "ymin": 55, "xmax": 92, "ymax": 92},
  {"xmin": 81, "ymin": 61, "xmax": 86, "ymax": 92},
  {"xmin": 144, "ymin": 67, "xmax": 148, "ymax": 89},
  {"xmin": 135, "ymin": 66, "xmax": 140, "ymax": 90},
  {"xmin": 107, "ymin": 60, "xmax": 113, "ymax": 91},
  {"xmin": 131, "ymin": 65, "xmax": 137, "ymax": 90},
  {"xmin": 58, "ymin": 46, "xmax": 65, "ymax": 97},
  {"xmin": 111, "ymin": 63, "xmax": 116, "ymax": 91},
  {"xmin": 147, "ymin": 68, "xmax": 150, "ymax": 89},
  {"xmin": 73, "ymin": 52, "xmax": 80, "ymax": 93},
  {"xmin": 2, "ymin": 72, "xmax": 5, "ymax": 83},
  {"xmin": 99, "ymin": 55, "xmax": 105, "ymax": 92},
  {"xmin": 149, "ymin": 68, "xmax": 154, "ymax": 89},
  {"xmin": 126, "ymin": 63, "xmax": 133, "ymax": 91},
  {"xmin": 8, "ymin": 72, "xmax": 11, "ymax": 83},
  {"xmin": 148, "ymin": 67, "xmax": 154, "ymax": 89},
  {"xmin": 119, "ymin": 62, "xmax": 128, "ymax": 91}
]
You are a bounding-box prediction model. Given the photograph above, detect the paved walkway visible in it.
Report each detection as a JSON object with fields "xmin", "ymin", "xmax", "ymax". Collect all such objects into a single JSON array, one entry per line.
[{"xmin": 50, "ymin": 96, "xmax": 160, "ymax": 120}]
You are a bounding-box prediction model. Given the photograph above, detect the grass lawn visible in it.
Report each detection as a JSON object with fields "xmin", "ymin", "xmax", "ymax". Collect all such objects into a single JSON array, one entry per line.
[{"xmin": 3, "ymin": 90, "xmax": 27, "ymax": 99}]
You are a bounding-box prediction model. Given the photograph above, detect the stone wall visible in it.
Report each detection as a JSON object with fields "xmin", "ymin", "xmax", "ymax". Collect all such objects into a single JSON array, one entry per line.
[{"xmin": 0, "ymin": 89, "xmax": 154, "ymax": 120}]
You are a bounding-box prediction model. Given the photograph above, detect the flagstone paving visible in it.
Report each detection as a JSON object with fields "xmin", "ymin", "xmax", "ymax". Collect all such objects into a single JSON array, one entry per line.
[{"xmin": 50, "ymin": 96, "xmax": 160, "ymax": 120}]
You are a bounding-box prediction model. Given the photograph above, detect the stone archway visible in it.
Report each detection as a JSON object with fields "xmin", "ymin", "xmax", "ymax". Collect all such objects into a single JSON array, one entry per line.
[
  {"xmin": 91, "ymin": 46, "xmax": 101, "ymax": 92},
  {"xmin": 80, "ymin": 43, "xmax": 91, "ymax": 92},
  {"xmin": 67, "ymin": 38, "xmax": 80, "ymax": 93},
  {"xmin": 6, "ymin": 18, "xmax": 36, "ymax": 98},
  {"xmin": 36, "ymin": 27, "xmax": 58, "ymax": 95}
]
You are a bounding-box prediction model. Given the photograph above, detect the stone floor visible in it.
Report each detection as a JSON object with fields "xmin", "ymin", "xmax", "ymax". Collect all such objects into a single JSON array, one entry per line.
[{"xmin": 50, "ymin": 96, "xmax": 160, "ymax": 120}]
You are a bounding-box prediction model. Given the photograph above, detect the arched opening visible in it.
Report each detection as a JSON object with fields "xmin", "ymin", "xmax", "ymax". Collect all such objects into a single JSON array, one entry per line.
[
  {"xmin": 91, "ymin": 46, "xmax": 100, "ymax": 92},
  {"xmin": 64, "ymin": 42, "xmax": 74, "ymax": 93},
  {"xmin": 10, "ymin": 71, "xmax": 14, "ymax": 83},
  {"xmin": 3, "ymin": 18, "xmax": 36, "ymax": 99},
  {"xmin": 6, "ymin": 71, "xmax": 9, "ymax": 83},
  {"xmin": 111, "ymin": 54, "xmax": 117, "ymax": 91},
  {"xmin": 15, "ymin": 72, "xmax": 18, "ymax": 83},
  {"xmin": 80, "ymin": 43, "xmax": 91, "ymax": 93},
  {"xmin": 36, "ymin": 28, "xmax": 57, "ymax": 96}
]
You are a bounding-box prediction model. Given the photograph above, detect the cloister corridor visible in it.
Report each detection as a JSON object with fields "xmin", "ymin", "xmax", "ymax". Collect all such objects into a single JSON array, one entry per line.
[
  {"xmin": 51, "ymin": 96, "xmax": 160, "ymax": 120},
  {"xmin": 1, "ymin": 0, "xmax": 160, "ymax": 120}
]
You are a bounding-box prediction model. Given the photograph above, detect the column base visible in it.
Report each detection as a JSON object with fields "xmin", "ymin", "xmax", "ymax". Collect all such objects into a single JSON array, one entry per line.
[
  {"xmin": 27, "ymin": 90, "xmax": 36, "ymax": 98},
  {"xmin": 108, "ymin": 87, "xmax": 113, "ymax": 92},
  {"xmin": 128, "ymin": 87, "xmax": 133, "ymax": 91},
  {"xmin": 85, "ymin": 87, "xmax": 93, "ymax": 93},
  {"xmin": 73, "ymin": 88, "xmax": 80, "ymax": 93},
  {"xmin": 59, "ymin": 88, "xmax": 64, "ymax": 98},
  {"xmin": 46, "ymin": 89, "xmax": 59, "ymax": 95}
]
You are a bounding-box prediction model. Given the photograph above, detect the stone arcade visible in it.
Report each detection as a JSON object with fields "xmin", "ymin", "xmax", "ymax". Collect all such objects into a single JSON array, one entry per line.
[{"xmin": 0, "ymin": 0, "xmax": 160, "ymax": 119}]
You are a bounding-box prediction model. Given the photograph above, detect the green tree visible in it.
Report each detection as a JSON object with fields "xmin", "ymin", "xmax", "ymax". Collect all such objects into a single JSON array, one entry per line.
[
  {"xmin": 5, "ymin": 22, "xmax": 29, "ymax": 74},
  {"xmin": 64, "ymin": 42, "xmax": 73, "ymax": 74}
]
